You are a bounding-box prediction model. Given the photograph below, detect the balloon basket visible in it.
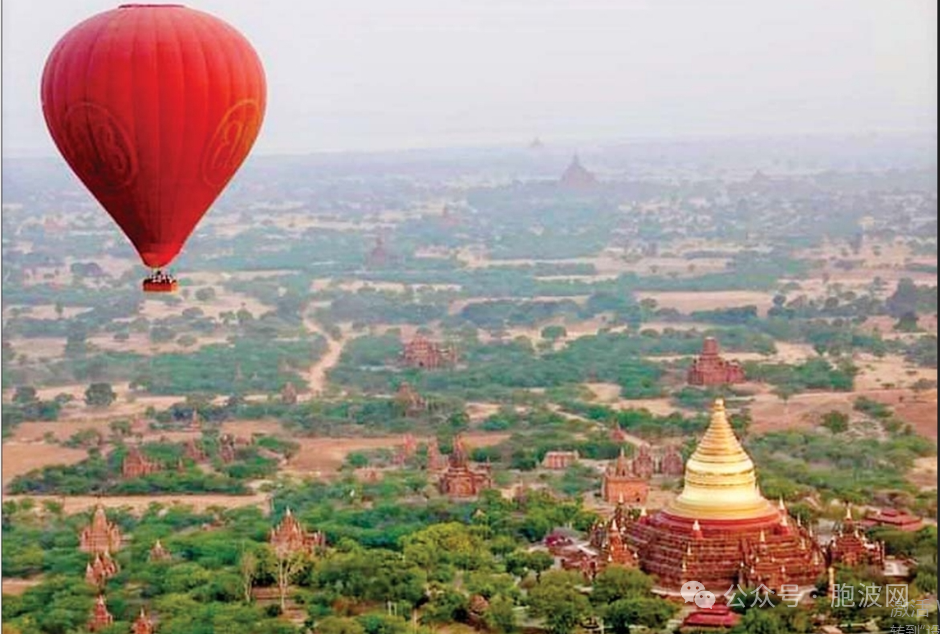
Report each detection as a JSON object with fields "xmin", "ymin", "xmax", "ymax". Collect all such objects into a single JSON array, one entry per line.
[{"xmin": 142, "ymin": 278, "xmax": 178, "ymax": 293}]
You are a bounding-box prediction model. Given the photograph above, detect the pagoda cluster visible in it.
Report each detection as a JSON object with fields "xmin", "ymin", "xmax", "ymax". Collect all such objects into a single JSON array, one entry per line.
[{"xmin": 586, "ymin": 400, "xmax": 886, "ymax": 595}]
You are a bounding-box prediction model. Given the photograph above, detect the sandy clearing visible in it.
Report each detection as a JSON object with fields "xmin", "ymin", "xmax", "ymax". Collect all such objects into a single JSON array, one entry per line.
[
  {"xmin": 749, "ymin": 387, "xmax": 938, "ymax": 440},
  {"xmin": 853, "ymin": 354, "xmax": 937, "ymax": 391},
  {"xmin": 184, "ymin": 270, "xmax": 296, "ymax": 284},
  {"xmin": 635, "ymin": 291, "xmax": 776, "ymax": 316},
  {"xmin": 455, "ymin": 250, "xmax": 729, "ymax": 279},
  {"xmin": 910, "ymin": 457, "xmax": 938, "ymax": 491},
  {"xmin": 2, "ymin": 493, "xmax": 271, "ymax": 515},
  {"xmin": 142, "ymin": 288, "xmax": 270, "ymax": 320},
  {"xmin": 613, "ymin": 397, "xmax": 684, "ymax": 417},
  {"xmin": 87, "ymin": 332, "xmax": 233, "ymax": 356},
  {"xmin": 2, "ymin": 578, "xmax": 44, "ymax": 596},
  {"xmin": 285, "ymin": 432, "xmax": 512, "ymax": 475},
  {"xmin": 861, "ymin": 315, "xmax": 938, "ymax": 338},
  {"xmin": 218, "ymin": 419, "xmax": 288, "ymax": 437},
  {"xmin": 466, "ymin": 402, "xmax": 504, "ymax": 422},
  {"xmin": 4, "ymin": 304, "xmax": 91, "ymax": 320},
  {"xmin": 5, "ymin": 337, "xmax": 67, "ymax": 360},
  {"xmin": 637, "ymin": 321, "xmax": 713, "ymax": 332},
  {"xmin": 2, "ymin": 443, "xmax": 89, "ymax": 485},
  {"xmin": 448, "ymin": 295, "xmax": 591, "ymax": 317}
]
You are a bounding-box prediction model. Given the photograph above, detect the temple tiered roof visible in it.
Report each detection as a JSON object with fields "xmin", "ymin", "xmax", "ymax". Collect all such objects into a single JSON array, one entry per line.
[
  {"xmin": 438, "ymin": 434, "xmax": 492, "ymax": 499},
  {"xmin": 595, "ymin": 399, "xmax": 826, "ymax": 593},
  {"xmin": 270, "ymin": 508, "xmax": 325, "ymax": 557},
  {"xmin": 88, "ymin": 595, "xmax": 114, "ymax": 631},
  {"xmin": 559, "ymin": 154, "xmax": 597, "ymax": 189},
  {"xmin": 80, "ymin": 504, "xmax": 123, "ymax": 555},
  {"xmin": 132, "ymin": 608, "xmax": 155, "ymax": 634},
  {"xmin": 687, "ymin": 337, "xmax": 746, "ymax": 386},
  {"xmin": 669, "ymin": 399, "xmax": 777, "ymax": 521}
]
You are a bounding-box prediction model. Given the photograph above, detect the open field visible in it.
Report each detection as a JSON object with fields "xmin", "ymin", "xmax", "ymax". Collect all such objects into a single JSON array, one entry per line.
[
  {"xmin": 2, "ymin": 442, "xmax": 89, "ymax": 485},
  {"xmin": 910, "ymin": 456, "xmax": 938, "ymax": 491},
  {"xmin": 2, "ymin": 493, "xmax": 272, "ymax": 515},
  {"xmin": 748, "ymin": 386, "xmax": 938, "ymax": 439},
  {"xmin": 635, "ymin": 290, "xmax": 777, "ymax": 316},
  {"xmin": 1, "ymin": 579, "xmax": 44, "ymax": 597},
  {"xmin": 285, "ymin": 431, "xmax": 512, "ymax": 475}
]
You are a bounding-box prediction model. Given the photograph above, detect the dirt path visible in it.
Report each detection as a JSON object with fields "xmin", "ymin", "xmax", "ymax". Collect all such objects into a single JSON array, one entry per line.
[
  {"xmin": 2, "ymin": 578, "xmax": 43, "ymax": 596},
  {"xmin": 302, "ymin": 317, "xmax": 347, "ymax": 397}
]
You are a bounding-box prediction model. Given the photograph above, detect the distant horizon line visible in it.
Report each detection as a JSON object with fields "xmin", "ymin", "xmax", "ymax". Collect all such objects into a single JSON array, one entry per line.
[{"xmin": 2, "ymin": 127, "xmax": 937, "ymax": 161}]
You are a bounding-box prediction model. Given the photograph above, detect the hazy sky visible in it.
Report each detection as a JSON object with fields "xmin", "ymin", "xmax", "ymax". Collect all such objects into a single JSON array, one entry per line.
[{"xmin": 2, "ymin": 0, "xmax": 937, "ymax": 156}]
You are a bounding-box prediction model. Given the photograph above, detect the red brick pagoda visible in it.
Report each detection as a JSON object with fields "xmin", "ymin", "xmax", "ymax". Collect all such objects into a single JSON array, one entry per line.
[
  {"xmin": 132, "ymin": 608, "xmax": 156, "ymax": 634},
  {"xmin": 80, "ymin": 504, "xmax": 123, "ymax": 555},
  {"xmin": 438, "ymin": 434, "xmax": 493, "ymax": 499},
  {"xmin": 827, "ymin": 506, "xmax": 886, "ymax": 567},
  {"xmin": 85, "ymin": 551, "xmax": 118, "ymax": 588},
  {"xmin": 687, "ymin": 337, "xmax": 746, "ymax": 387},
  {"xmin": 183, "ymin": 439, "xmax": 207, "ymax": 463},
  {"xmin": 281, "ymin": 381, "xmax": 298, "ymax": 405},
  {"xmin": 88, "ymin": 595, "xmax": 114, "ymax": 631},
  {"xmin": 395, "ymin": 381, "xmax": 427, "ymax": 415},
  {"xmin": 366, "ymin": 235, "xmax": 392, "ymax": 267},
  {"xmin": 660, "ymin": 446, "xmax": 685, "ymax": 477},
  {"xmin": 602, "ymin": 448, "xmax": 650, "ymax": 504},
  {"xmin": 426, "ymin": 438, "xmax": 449, "ymax": 471},
  {"xmin": 394, "ymin": 434, "xmax": 419, "ymax": 466},
  {"xmin": 149, "ymin": 539, "xmax": 171, "ymax": 562},
  {"xmin": 542, "ymin": 451, "xmax": 580, "ymax": 470},
  {"xmin": 559, "ymin": 154, "xmax": 597, "ymax": 189},
  {"xmin": 122, "ymin": 446, "xmax": 161, "ymax": 479},
  {"xmin": 269, "ymin": 508, "xmax": 326, "ymax": 558},
  {"xmin": 597, "ymin": 400, "xmax": 826, "ymax": 594},
  {"xmin": 401, "ymin": 335, "xmax": 457, "ymax": 369}
]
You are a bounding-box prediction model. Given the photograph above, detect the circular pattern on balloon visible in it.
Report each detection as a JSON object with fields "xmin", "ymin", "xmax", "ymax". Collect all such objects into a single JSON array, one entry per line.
[
  {"xmin": 202, "ymin": 100, "xmax": 262, "ymax": 187},
  {"xmin": 60, "ymin": 102, "xmax": 138, "ymax": 191}
]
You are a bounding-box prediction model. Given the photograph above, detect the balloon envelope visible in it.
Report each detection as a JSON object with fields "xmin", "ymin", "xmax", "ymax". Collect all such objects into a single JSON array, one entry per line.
[{"xmin": 41, "ymin": 4, "xmax": 266, "ymax": 268}]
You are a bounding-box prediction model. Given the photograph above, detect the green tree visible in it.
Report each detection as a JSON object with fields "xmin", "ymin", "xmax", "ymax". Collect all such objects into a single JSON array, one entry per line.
[
  {"xmin": 316, "ymin": 616, "xmax": 366, "ymax": 634},
  {"xmin": 84, "ymin": 383, "xmax": 116, "ymax": 408},
  {"xmin": 527, "ymin": 571, "xmax": 591, "ymax": 634},
  {"xmin": 602, "ymin": 597, "xmax": 675, "ymax": 632},
  {"xmin": 731, "ymin": 607, "xmax": 784, "ymax": 634},
  {"xmin": 13, "ymin": 386, "xmax": 38, "ymax": 405},
  {"xmin": 821, "ymin": 410, "xmax": 849, "ymax": 434},
  {"xmin": 895, "ymin": 311, "xmax": 920, "ymax": 333},
  {"xmin": 421, "ymin": 586, "xmax": 469, "ymax": 625},
  {"xmin": 541, "ymin": 325, "xmax": 567, "ymax": 342},
  {"xmin": 195, "ymin": 287, "xmax": 217, "ymax": 302},
  {"xmin": 591, "ymin": 566, "xmax": 654, "ymax": 605},
  {"xmin": 527, "ymin": 551, "xmax": 555, "ymax": 582},
  {"xmin": 485, "ymin": 595, "xmax": 517, "ymax": 633}
]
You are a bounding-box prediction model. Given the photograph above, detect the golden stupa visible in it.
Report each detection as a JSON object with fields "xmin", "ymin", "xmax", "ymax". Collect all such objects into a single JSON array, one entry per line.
[
  {"xmin": 668, "ymin": 398, "xmax": 778, "ymax": 521},
  {"xmin": 603, "ymin": 398, "xmax": 826, "ymax": 593}
]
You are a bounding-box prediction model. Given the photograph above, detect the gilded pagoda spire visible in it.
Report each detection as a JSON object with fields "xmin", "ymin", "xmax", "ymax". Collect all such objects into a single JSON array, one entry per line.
[{"xmin": 668, "ymin": 399, "xmax": 777, "ymax": 521}]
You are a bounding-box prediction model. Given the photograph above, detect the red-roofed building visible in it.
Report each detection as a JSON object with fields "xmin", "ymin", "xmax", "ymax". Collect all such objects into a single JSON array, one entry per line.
[
  {"xmin": 687, "ymin": 337, "xmax": 746, "ymax": 387},
  {"xmin": 861, "ymin": 508, "xmax": 924, "ymax": 532},
  {"xmin": 680, "ymin": 605, "xmax": 740, "ymax": 631}
]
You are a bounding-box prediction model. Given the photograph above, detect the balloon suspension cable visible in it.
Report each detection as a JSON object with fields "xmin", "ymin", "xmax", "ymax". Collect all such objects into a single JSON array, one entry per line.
[{"xmin": 142, "ymin": 268, "xmax": 178, "ymax": 293}]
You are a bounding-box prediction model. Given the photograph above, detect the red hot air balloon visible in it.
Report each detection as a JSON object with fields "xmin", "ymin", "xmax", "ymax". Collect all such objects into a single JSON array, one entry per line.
[{"xmin": 41, "ymin": 4, "xmax": 266, "ymax": 292}]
